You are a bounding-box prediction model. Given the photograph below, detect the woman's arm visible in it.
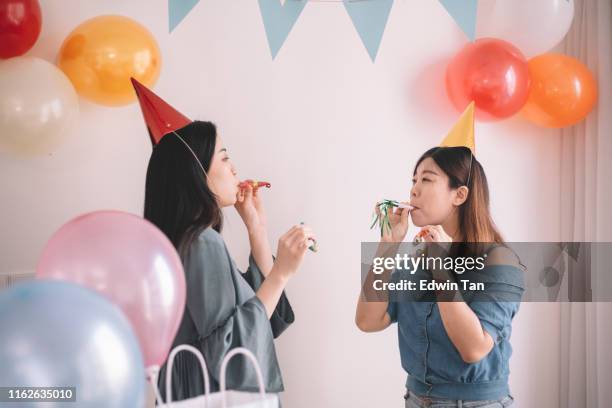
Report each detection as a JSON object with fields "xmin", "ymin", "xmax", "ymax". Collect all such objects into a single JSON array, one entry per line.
[
  {"xmin": 247, "ymin": 226, "xmax": 274, "ymax": 276},
  {"xmin": 436, "ymin": 301, "xmax": 495, "ymax": 363},
  {"xmin": 256, "ymin": 267, "xmax": 289, "ymax": 319},
  {"xmin": 434, "ymin": 244, "xmax": 523, "ymax": 363},
  {"xmin": 355, "ymin": 241, "xmax": 398, "ymax": 332},
  {"xmin": 356, "ymin": 202, "xmax": 411, "ymax": 332},
  {"xmin": 235, "ymin": 184, "xmax": 274, "ymax": 275},
  {"xmin": 255, "ymin": 225, "xmax": 313, "ymax": 318}
]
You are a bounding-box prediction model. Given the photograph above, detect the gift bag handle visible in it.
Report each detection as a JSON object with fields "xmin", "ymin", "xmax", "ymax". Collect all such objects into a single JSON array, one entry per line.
[
  {"xmin": 219, "ymin": 347, "xmax": 267, "ymax": 408},
  {"xmin": 164, "ymin": 344, "xmax": 211, "ymax": 406}
]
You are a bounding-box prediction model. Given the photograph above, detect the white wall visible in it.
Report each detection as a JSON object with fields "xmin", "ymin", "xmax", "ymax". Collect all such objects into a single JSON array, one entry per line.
[{"xmin": 0, "ymin": 1, "xmax": 565, "ymax": 407}]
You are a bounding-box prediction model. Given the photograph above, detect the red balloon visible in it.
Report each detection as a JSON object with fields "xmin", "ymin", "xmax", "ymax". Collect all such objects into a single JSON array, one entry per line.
[
  {"xmin": 446, "ymin": 38, "xmax": 531, "ymax": 122},
  {"xmin": 0, "ymin": 0, "xmax": 42, "ymax": 59}
]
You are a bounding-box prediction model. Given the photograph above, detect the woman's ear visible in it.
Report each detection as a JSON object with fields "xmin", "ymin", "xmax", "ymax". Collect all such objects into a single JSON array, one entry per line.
[{"xmin": 453, "ymin": 186, "xmax": 469, "ymax": 206}]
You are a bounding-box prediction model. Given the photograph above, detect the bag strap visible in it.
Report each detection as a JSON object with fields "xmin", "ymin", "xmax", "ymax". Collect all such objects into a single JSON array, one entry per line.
[
  {"xmin": 219, "ymin": 347, "xmax": 267, "ymax": 408},
  {"xmin": 164, "ymin": 344, "xmax": 211, "ymax": 406}
]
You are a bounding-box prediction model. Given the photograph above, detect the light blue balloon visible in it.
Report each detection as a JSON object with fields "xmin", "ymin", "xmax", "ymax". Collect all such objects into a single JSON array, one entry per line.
[{"xmin": 0, "ymin": 280, "xmax": 146, "ymax": 407}]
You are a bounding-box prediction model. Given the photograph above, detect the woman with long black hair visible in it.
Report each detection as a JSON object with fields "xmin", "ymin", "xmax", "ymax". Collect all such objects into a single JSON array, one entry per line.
[{"xmin": 143, "ymin": 120, "xmax": 315, "ymax": 403}]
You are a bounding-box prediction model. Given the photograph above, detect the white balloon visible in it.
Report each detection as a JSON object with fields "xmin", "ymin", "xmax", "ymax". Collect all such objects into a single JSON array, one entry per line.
[
  {"xmin": 0, "ymin": 57, "xmax": 79, "ymax": 156},
  {"xmin": 477, "ymin": 0, "xmax": 575, "ymax": 57}
]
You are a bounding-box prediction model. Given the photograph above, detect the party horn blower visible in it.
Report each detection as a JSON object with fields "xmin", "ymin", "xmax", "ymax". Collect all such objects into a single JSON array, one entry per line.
[
  {"xmin": 300, "ymin": 222, "xmax": 317, "ymax": 252},
  {"xmin": 239, "ymin": 180, "xmax": 271, "ymax": 189},
  {"xmin": 414, "ymin": 229, "xmax": 429, "ymax": 243},
  {"xmin": 370, "ymin": 199, "xmax": 413, "ymax": 236}
]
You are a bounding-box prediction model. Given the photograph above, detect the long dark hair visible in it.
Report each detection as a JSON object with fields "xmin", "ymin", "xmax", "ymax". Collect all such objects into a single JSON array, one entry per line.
[
  {"xmin": 144, "ymin": 121, "xmax": 222, "ymax": 258},
  {"xmin": 414, "ymin": 147, "xmax": 504, "ymax": 256}
]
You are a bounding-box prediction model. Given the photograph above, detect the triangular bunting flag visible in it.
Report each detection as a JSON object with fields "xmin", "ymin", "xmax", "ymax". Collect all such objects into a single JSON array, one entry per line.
[
  {"xmin": 169, "ymin": 0, "xmax": 200, "ymax": 33},
  {"xmin": 438, "ymin": 0, "xmax": 478, "ymax": 41},
  {"xmin": 440, "ymin": 101, "xmax": 475, "ymax": 154},
  {"xmin": 258, "ymin": 0, "xmax": 307, "ymax": 59},
  {"xmin": 343, "ymin": 0, "xmax": 393, "ymax": 62}
]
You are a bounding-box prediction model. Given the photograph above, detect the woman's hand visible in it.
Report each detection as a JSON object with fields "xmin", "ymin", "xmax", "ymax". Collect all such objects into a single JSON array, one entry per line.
[
  {"xmin": 256, "ymin": 224, "xmax": 315, "ymax": 318},
  {"xmin": 421, "ymin": 224, "xmax": 453, "ymax": 252},
  {"xmin": 271, "ymin": 224, "xmax": 316, "ymax": 280},
  {"xmin": 420, "ymin": 225, "xmax": 453, "ymax": 266},
  {"xmin": 235, "ymin": 184, "xmax": 267, "ymax": 233},
  {"xmin": 420, "ymin": 224, "xmax": 453, "ymax": 244},
  {"xmin": 377, "ymin": 202, "xmax": 411, "ymax": 243}
]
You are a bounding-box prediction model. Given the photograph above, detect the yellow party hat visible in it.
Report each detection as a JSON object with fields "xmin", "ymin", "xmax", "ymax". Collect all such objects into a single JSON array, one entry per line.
[
  {"xmin": 440, "ymin": 101, "xmax": 475, "ymax": 154},
  {"xmin": 439, "ymin": 101, "xmax": 475, "ymax": 186}
]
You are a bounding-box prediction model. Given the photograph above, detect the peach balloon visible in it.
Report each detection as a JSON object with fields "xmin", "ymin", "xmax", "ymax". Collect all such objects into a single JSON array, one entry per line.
[
  {"xmin": 57, "ymin": 15, "xmax": 161, "ymax": 106},
  {"xmin": 521, "ymin": 54, "xmax": 597, "ymax": 128}
]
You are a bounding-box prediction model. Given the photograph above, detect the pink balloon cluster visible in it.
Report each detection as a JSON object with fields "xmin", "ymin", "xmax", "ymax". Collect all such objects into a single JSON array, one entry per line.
[{"xmin": 37, "ymin": 210, "xmax": 186, "ymax": 369}]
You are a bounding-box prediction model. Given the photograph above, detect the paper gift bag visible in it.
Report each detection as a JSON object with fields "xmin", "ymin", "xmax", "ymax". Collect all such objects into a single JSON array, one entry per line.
[{"xmin": 157, "ymin": 345, "xmax": 279, "ymax": 408}]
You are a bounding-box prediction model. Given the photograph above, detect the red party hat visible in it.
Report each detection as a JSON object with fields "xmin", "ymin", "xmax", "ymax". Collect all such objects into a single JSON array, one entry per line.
[{"xmin": 131, "ymin": 77, "xmax": 191, "ymax": 146}]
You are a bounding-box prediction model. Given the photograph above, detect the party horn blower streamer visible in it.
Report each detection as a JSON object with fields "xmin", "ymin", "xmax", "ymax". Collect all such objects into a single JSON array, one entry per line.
[{"xmin": 370, "ymin": 199, "xmax": 412, "ymax": 237}]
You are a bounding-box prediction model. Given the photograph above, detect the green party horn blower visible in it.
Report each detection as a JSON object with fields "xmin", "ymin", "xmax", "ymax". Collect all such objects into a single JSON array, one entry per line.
[
  {"xmin": 370, "ymin": 200, "xmax": 413, "ymax": 236},
  {"xmin": 300, "ymin": 222, "xmax": 318, "ymax": 252}
]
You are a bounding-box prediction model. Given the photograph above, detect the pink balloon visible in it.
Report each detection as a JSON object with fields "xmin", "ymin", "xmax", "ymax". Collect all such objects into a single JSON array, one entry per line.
[{"xmin": 36, "ymin": 210, "xmax": 186, "ymax": 369}]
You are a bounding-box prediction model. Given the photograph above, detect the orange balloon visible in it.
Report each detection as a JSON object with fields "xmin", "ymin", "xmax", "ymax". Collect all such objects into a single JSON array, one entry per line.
[
  {"xmin": 521, "ymin": 54, "xmax": 597, "ymax": 128},
  {"xmin": 57, "ymin": 15, "xmax": 161, "ymax": 106}
]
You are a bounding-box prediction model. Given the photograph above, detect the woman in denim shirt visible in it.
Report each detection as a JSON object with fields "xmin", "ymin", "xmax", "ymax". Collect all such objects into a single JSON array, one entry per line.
[{"xmin": 356, "ymin": 147, "xmax": 524, "ymax": 407}]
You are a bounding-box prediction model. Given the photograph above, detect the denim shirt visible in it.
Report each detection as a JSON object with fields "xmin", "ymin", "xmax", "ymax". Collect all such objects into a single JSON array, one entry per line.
[{"xmin": 387, "ymin": 250, "xmax": 525, "ymax": 401}]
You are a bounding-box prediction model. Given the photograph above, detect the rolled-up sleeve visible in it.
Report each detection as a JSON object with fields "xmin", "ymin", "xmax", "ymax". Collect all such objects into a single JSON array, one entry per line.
[{"xmin": 387, "ymin": 301, "xmax": 398, "ymax": 324}]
